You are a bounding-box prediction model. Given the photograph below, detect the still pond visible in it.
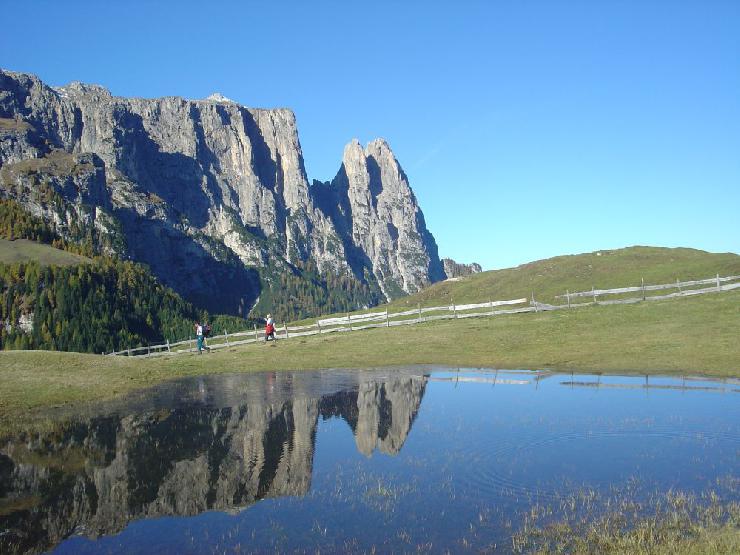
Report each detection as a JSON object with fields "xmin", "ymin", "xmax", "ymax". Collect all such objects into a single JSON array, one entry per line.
[{"xmin": 1, "ymin": 367, "xmax": 738, "ymax": 553}]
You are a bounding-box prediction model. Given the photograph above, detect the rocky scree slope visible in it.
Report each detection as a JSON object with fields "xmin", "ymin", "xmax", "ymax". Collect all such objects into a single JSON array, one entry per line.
[{"xmin": 0, "ymin": 69, "xmax": 445, "ymax": 317}]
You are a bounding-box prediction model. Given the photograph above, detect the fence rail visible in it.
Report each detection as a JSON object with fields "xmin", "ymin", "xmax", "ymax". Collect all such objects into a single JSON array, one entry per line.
[
  {"xmin": 108, "ymin": 273, "xmax": 740, "ymax": 357},
  {"xmin": 554, "ymin": 274, "xmax": 740, "ymax": 300}
]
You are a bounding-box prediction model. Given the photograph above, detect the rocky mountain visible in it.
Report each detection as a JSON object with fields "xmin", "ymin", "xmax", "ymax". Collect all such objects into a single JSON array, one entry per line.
[
  {"xmin": 0, "ymin": 69, "xmax": 446, "ymax": 317},
  {"xmin": 314, "ymin": 139, "xmax": 445, "ymax": 299},
  {"xmin": 442, "ymin": 258, "xmax": 483, "ymax": 279},
  {"xmin": 0, "ymin": 370, "xmax": 428, "ymax": 554}
]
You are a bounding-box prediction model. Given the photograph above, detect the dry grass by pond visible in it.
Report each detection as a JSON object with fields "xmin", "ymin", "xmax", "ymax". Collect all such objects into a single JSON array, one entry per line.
[
  {"xmin": 512, "ymin": 489, "xmax": 740, "ymax": 554},
  {"xmin": 0, "ymin": 290, "xmax": 738, "ymax": 428}
]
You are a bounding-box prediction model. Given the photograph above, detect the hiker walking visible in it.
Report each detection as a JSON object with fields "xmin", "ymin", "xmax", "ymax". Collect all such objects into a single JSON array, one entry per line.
[
  {"xmin": 202, "ymin": 321, "xmax": 212, "ymax": 351},
  {"xmin": 195, "ymin": 321, "xmax": 204, "ymax": 353},
  {"xmin": 195, "ymin": 320, "xmax": 211, "ymax": 354},
  {"xmin": 264, "ymin": 314, "xmax": 276, "ymax": 343}
]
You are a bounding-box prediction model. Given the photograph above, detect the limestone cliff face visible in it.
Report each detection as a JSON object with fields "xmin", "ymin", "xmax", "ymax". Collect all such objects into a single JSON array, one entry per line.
[
  {"xmin": 315, "ymin": 139, "xmax": 445, "ymax": 298},
  {"xmin": 0, "ymin": 69, "xmax": 445, "ymax": 313}
]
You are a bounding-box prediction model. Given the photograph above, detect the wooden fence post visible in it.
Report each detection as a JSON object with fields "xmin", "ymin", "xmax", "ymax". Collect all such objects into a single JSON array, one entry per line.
[
  {"xmin": 284, "ymin": 323, "xmax": 289, "ymax": 339},
  {"xmin": 592, "ymin": 286, "xmax": 597, "ymax": 304},
  {"xmin": 317, "ymin": 320, "xmax": 322, "ymax": 334},
  {"xmin": 532, "ymin": 291, "xmax": 538, "ymax": 312},
  {"xmin": 717, "ymin": 273, "xmax": 721, "ymax": 291},
  {"xmin": 566, "ymin": 289, "xmax": 571, "ymax": 308},
  {"xmin": 452, "ymin": 298, "xmax": 457, "ymax": 319},
  {"xmin": 189, "ymin": 334, "xmax": 193, "ymax": 352},
  {"xmin": 385, "ymin": 309, "xmax": 390, "ymax": 327},
  {"xmin": 225, "ymin": 330, "xmax": 229, "ymax": 346},
  {"xmin": 146, "ymin": 344, "xmax": 150, "ymax": 357},
  {"xmin": 677, "ymin": 278, "xmax": 681, "ymax": 293},
  {"xmin": 641, "ymin": 277, "xmax": 646, "ymax": 301},
  {"xmin": 347, "ymin": 312, "xmax": 352, "ymax": 331},
  {"xmin": 489, "ymin": 299, "xmax": 493, "ymax": 315},
  {"xmin": 418, "ymin": 303, "xmax": 422, "ymax": 323},
  {"xmin": 166, "ymin": 339, "xmax": 171, "ymax": 353},
  {"xmin": 127, "ymin": 346, "xmax": 131, "ymax": 356},
  {"xmin": 253, "ymin": 323, "xmax": 258, "ymax": 342}
]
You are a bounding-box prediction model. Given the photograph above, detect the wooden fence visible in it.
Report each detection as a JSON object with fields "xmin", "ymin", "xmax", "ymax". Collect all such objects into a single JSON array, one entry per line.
[{"xmin": 108, "ymin": 273, "xmax": 740, "ymax": 357}]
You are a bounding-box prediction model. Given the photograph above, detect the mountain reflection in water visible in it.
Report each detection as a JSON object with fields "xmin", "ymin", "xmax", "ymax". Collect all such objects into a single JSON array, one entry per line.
[{"xmin": 0, "ymin": 369, "xmax": 427, "ymax": 554}]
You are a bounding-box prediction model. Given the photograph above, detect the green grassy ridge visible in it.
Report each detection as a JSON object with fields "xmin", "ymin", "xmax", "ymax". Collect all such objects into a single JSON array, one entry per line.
[
  {"xmin": 1, "ymin": 290, "xmax": 738, "ymax": 427},
  {"xmin": 288, "ymin": 246, "xmax": 740, "ymax": 326},
  {"xmin": 393, "ymin": 246, "xmax": 740, "ymax": 309},
  {"xmin": 0, "ymin": 238, "xmax": 91, "ymax": 266}
]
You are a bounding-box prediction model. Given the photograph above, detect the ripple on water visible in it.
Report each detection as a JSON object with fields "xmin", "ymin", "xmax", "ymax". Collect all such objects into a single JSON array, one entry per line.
[{"xmin": 454, "ymin": 427, "xmax": 740, "ymax": 503}]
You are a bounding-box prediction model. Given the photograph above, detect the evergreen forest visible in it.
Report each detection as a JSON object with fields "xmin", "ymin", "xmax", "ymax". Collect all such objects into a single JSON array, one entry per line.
[{"xmin": 0, "ymin": 199, "xmax": 250, "ymax": 352}]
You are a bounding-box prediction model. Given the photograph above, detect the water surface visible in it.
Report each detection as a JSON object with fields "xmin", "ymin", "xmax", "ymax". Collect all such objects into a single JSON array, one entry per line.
[{"xmin": 1, "ymin": 367, "xmax": 738, "ymax": 553}]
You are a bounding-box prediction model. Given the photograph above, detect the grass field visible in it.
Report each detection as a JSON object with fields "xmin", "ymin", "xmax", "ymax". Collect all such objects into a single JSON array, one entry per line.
[
  {"xmin": 1, "ymin": 289, "xmax": 738, "ymax": 427},
  {"xmin": 0, "ymin": 238, "xmax": 91, "ymax": 266},
  {"xmin": 395, "ymin": 245, "xmax": 740, "ymax": 308},
  {"xmin": 289, "ymin": 246, "xmax": 740, "ymax": 326}
]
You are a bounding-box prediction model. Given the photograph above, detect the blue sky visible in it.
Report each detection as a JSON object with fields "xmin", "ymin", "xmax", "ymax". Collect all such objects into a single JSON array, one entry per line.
[{"xmin": 2, "ymin": 0, "xmax": 738, "ymax": 269}]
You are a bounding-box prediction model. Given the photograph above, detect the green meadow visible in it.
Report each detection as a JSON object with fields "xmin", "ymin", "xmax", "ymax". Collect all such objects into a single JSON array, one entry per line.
[
  {"xmin": 289, "ymin": 246, "xmax": 740, "ymax": 326},
  {"xmin": 1, "ymin": 288, "xmax": 738, "ymax": 427},
  {"xmin": 0, "ymin": 238, "xmax": 91, "ymax": 267}
]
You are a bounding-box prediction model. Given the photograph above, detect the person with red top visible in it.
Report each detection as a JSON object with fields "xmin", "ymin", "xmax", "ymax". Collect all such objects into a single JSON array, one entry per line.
[{"xmin": 264, "ymin": 314, "xmax": 276, "ymax": 343}]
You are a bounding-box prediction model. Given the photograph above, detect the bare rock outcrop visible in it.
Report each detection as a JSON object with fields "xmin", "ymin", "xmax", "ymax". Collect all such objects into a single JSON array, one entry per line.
[{"xmin": 442, "ymin": 258, "xmax": 483, "ymax": 279}]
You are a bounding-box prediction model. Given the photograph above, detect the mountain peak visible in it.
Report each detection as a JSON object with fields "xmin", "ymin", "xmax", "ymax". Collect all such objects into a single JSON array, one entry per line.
[
  {"xmin": 342, "ymin": 138, "xmax": 397, "ymax": 164},
  {"xmin": 57, "ymin": 81, "xmax": 111, "ymax": 98},
  {"xmin": 366, "ymin": 137, "xmax": 391, "ymax": 151},
  {"xmin": 330, "ymin": 136, "xmax": 443, "ymax": 297},
  {"xmin": 206, "ymin": 92, "xmax": 235, "ymax": 103}
]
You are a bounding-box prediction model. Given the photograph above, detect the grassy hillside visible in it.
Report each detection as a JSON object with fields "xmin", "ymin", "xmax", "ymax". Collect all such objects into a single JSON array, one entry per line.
[
  {"xmin": 1, "ymin": 290, "xmax": 738, "ymax": 427},
  {"xmin": 390, "ymin": 246, "xmax": 740, "ymax": 309},
  {"xmin": 0, "ymin": 238, "xmax": 91, "ymax": 266}
]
